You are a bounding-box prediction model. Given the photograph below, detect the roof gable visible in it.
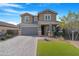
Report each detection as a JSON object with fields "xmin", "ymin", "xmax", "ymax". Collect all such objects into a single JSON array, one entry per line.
[
  {"xmin": 20, "ymin": 13, "xmax": 33, "ymax": 16},
  {"xmin": 20, "ymin": 9, "xmax": 57, "ymax": 16},
  {"xmin": 38, "ymin": 9, "xmax": 57, "ymax": 14}
]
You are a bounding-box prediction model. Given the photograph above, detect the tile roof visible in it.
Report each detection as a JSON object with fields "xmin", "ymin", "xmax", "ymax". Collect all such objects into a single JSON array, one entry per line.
[
  {"xmin": 20, "ymin": 13, "xmax": 33, "ymax": 16},
  {"xmin": 0, "ymin": 21, "xmax": 17, "ymax": 28},
  {"xmin": 20, "ymin": 9, "xmax": 57, "ymax": 16}
]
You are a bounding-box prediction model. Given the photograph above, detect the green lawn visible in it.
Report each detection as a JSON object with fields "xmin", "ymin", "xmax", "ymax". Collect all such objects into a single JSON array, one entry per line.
[{"xmin": 37, "ymin": 40, "xmax": 79, "ymax": 56}]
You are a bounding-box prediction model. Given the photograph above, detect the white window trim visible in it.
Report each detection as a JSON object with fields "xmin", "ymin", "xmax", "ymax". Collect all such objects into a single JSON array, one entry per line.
[
  {"xmin": 44, "ymin": 14, "xmax": 51, "ymax": 21},
  {"xmin": 24, "ymin": 16, "xmax": 29, "ymax": 23}
]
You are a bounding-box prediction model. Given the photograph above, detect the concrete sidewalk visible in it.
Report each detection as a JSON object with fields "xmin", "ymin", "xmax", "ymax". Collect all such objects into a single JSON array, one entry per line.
[
  {"xmin": 67, "ymin": 40, "xmax": 79, "ymax": 48},
  {"xmin": 0, "ymin": 36, "xmax": 37, "ymax": 56}
]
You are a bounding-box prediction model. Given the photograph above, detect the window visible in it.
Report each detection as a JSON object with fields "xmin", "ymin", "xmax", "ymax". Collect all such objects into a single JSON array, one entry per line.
[
  {"xmin": 44, "ymin": 14, "xmax": 51, "ymax": 21},
  {"xmin": 24, "ymin": 16, "xmax": 29, "ymax": 23},
  {"xmin": 32, "ymin": 16, "xmax": 38, "ymax": 24}
]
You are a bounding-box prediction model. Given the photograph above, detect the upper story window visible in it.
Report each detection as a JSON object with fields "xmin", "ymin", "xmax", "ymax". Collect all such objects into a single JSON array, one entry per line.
[
  {"xmin": 44, "ymin": 14, "xmax": 51, "ymax": 21},
  {"xmin": 32, "ymin": 16, "xmax": 38, "ymax": 24},
  {"xmin": 24, "ymin": 16, "xmax": 29, "ymax": 23}
]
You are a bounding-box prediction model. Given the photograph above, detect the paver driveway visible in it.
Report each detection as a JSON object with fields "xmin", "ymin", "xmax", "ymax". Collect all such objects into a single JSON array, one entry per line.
[{"xmin": 0, "ymin": 36, "xmax": 37, "ymax": 56}]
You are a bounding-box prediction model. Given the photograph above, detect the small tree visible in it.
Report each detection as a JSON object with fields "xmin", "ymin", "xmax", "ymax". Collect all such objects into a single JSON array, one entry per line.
[{"xmin": 60, "ymin": 11, "xmax": 79, "ymax": 40}]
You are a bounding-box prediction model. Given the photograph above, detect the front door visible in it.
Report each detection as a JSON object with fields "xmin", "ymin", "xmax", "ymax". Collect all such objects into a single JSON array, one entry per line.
[
  {"xmin": 41, "ymin": 25, "xmax": 44, "ymax": 35},
  {"xmin": 41, "ymin": 25, "xmax": 49, "ymax": 36}
]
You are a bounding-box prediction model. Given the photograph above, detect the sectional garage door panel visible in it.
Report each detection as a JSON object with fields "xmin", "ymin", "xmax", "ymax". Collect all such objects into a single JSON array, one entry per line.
[{"xmin": 21, "ymin": 27, "xmax": 38, "ymax": 36}]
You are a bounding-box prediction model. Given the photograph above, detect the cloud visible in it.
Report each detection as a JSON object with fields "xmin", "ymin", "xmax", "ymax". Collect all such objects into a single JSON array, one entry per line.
[
  {"xmin": 7, "ymin": 21, "xmax": 18, "ymax": 25},
  {"xmin": 0, "ymin": 8, "xmax": 38, "ymax": 16},
  {"xmin": 0, "ymin": 3, "xmax": 22, "ymax": 8},
  {"xmin": 0, "ymin": 13, "xmax": 13, "ymax": 16},
  {"xmin": 0, "ymin": 19, "xmax": 18, "ymax": 25},
  {"xmin": 0, "ymin": 19, "xmax": 19, "ymax": 25},
  {"xmin": 3, "ymin": 9, "xmax": 38, "ymax": 15},
  {"xmin": 0, "ymin": 3, "xmax": 38, "ymax": 15},
  {"xmin": 3, "ymin": 13, "xmax": 14, "ymax": 16},
  {"xmin": 4, "ymin": 9, "xmax": 18, "ymax": 13},
  {"xmin": 0, "ymin": 3, "xmax": 23, "ymax": 15}
]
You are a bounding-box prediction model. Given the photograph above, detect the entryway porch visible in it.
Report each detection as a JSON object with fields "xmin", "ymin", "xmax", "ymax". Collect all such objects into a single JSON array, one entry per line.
[{"xmin": 38, "ymin": 24, "xmax": 57, "ymax": 37}]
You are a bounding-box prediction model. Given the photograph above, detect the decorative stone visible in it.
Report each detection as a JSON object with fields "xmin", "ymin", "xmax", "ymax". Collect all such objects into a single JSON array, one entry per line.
[
  {"xmin": 18, "ymin": 29, "xmax": 21, "ymax": 35},
  {"xmin": 48, "ymin": 31, "xmax": 52, "ymax": 37},
  {"xmin": 38, "ymin": 31, "xmax": 42, "ymax": 36}
]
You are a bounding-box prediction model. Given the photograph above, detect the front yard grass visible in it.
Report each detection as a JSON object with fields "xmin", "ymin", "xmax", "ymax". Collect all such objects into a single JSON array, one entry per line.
[{"xmin": 37, "ymin": 40, "xmax": 79, "ymax": 56}]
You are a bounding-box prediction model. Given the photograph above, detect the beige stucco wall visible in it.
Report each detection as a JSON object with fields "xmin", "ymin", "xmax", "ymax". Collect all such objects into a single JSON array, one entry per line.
[
  {"xmin": 21, "ymin": 11, "xmax": 57, "ymax": 25},
  {"xmin": 38, "ymin": 12, "xmax": 57, "ymax": 22},
  {"xmin": 38, "ymin": 21, "xmax": 58, "ymax": 25},
  {"xmin": 21, "ymin": 13, "xmax": 33, "ymax": 24},
  {"xmin": 0, "ymin": 26, "xmax": 18, "ymax": 33}
]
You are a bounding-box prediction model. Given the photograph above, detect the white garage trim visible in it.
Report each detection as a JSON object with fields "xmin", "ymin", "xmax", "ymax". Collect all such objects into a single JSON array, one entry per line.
[{"xmin": 20, "ymin": 23, "xmax": 38, "ymax": 27}]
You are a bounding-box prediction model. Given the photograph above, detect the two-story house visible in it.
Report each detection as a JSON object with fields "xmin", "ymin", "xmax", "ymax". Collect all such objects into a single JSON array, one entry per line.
[{"xmin": 18, "ymin": 9, "xmax": 58, "ymax": 36}]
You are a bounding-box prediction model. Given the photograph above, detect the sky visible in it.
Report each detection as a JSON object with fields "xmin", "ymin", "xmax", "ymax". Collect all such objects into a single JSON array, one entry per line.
[{"xmin": 0, "ymin": 3, "xmax": 79, "ymax": 25}]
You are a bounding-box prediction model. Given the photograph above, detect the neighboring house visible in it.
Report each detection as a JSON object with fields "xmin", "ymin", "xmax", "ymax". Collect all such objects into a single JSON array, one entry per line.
[
  {"xmin": 18, "ymin": 9, "xmax": 58, "ymax": 36},
  {"xmin": 0, "ymin": 21, "xmax": 18, "ymax": 35}
]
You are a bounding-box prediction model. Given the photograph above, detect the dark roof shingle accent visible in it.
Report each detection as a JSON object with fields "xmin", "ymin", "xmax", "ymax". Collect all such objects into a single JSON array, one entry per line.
[
  {"xmin": 20, "ymin": 9, "xmax": 57, "ymax": 16},
  {"xmin": 38, "ymin": 9, "xmax": 57, "ymax": 14},
  {"xmin": 20, "ymin": 13, "xmax": 33, "ymax": 16}
]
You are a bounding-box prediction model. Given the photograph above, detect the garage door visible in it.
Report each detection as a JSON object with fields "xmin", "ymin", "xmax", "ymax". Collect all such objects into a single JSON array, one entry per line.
[{"xmin": 21, "ymin": 27, "xmax": 38, "ymax": 36}]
